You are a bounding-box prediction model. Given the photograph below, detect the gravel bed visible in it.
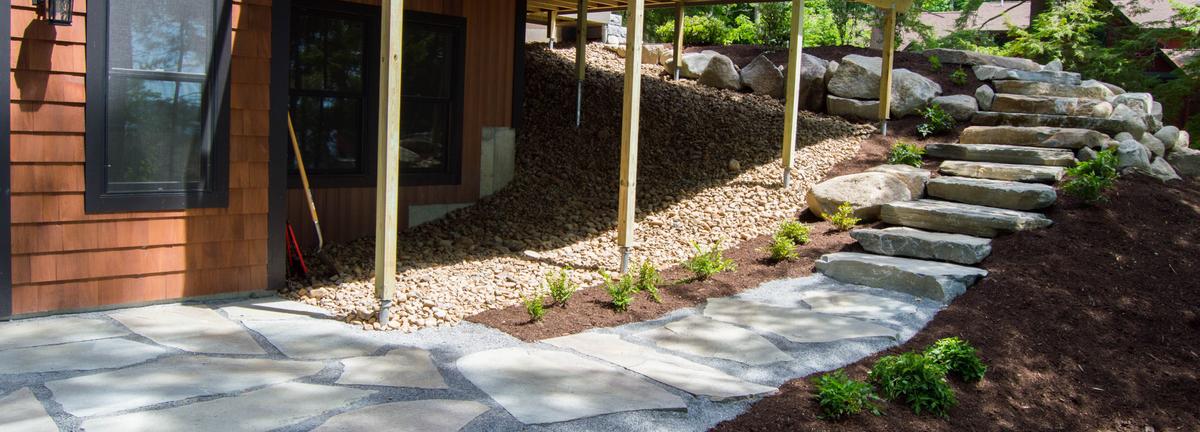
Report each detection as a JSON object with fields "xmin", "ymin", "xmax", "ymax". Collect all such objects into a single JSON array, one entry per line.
[{"xmin": 287, "ymin": 45, "xmax": 873, "ymax": 331}]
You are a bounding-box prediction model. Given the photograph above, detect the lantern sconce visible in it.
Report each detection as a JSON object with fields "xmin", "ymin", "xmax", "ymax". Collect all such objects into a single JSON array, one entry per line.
[{"xmin": 33, "ymin": 0, "xmax": 74, "ymax": 26}]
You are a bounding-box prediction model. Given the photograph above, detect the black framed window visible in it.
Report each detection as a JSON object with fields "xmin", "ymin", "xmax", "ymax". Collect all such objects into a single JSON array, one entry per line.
[
  {"xmin": 399, "ymin": 12, "xmax": 465, "ymax": 185},
  {"xmin": 85, "ymin": 0, "xmax": 231, "ymax": 212}
]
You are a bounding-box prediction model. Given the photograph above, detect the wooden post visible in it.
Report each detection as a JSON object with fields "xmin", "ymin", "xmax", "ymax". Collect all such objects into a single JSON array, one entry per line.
[
  {"xmin": 547, "ymin": 10, "xmax": 558, "ymax": 49},
  {"xmin": 616, "ymin": 0, "xmax": 645, "ymax": 273},
  {"xmin": 878, "ymin": 6, "xmax": 897, "ymax": 136},
  {"xmin": 375, "ymin": 0, "xmax": 404, "ymax": 325},
  {"xmin": 575, "ymin": 0, "xmax": 587, "ymax": 127},
  {"xmin": 780, "ymin": 0, "xmax": 806, "ymax": 188},
  {"xmin": 673, "ymin": 1, "xmax": 684, "ymax": 80}
]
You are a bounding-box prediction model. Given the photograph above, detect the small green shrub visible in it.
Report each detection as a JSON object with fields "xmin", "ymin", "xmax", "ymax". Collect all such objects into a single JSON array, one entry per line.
[
  {"xmin": 917, "ymin": 103, "xmax": 956, "ymax": 138},
  {"xmin": 635, "ymin": 260, "xmax": 664, "ymax": 303},
  {"xmin": 777, "ymin": 220, "xmax": 812, "ymax": 245},
  {"xmin": 545, "ymin": 268, "xmax": 579, "ymax": 307},
  {"xmin": 684, "ymin": 241, "xmax": 736, "ymax": 280},
  {"xmin": 601, "ymin": 271, "xmax": 637, "ymax": 312},
  {"xmin": 823, "ymin": 202, "xmax": 861, "ymax": 231},
  {"xmin": 887, "ymin": 142, "xmax": 926, "ymax": 167},
  {"xmin": 1063, "ymin": 148, "xmax": 1120, "ymax": 204},
  {"xmin": 869, "ymin": 353, "xmax": 956, "ymax": 417},
  {"xmin": 925, "ymin": 337, "xmax": 988, "ymax": 383},
  {"xmin": 928, "ymin": 54, "xmax": 943, "ymax": 72},
  {"xmin": 523, "ymin": 294, "xmax": 546, "ymax": 322},
  {"xmin": 766, "ymin": 234, "xmax": 799, "ymax": 262},
  {"xmin": 950, "ymin": 67, "xmax": 969, "ymax": 86},
  {"xmin": 812, "ymin": 370, "xmax": 882, "ymax": 420}
]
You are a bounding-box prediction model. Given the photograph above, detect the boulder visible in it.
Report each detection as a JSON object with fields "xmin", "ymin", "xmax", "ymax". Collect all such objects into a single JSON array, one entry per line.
[
  {"xmin": 975, "ymin": 85, "xmax": 995, "ymax": 111},
  {"xmin": 697, "ymin": 54, "xmax": 742, "ymax": 91},
  {"xmin": 1166, "ymin": 146, "xmax": 1200, "ymax": 177},
  {"xmin": 1042, "ymin": 59, "xmax": 1063, "ymax": 72},
  {"xmin": 932, "ymin": 95, "xmax": 978, "ymax": 122},
  {"xmin": 958, "ymin": 125, "xmax": 1108, "ymax": 150},
  {"xmin": 739, "ymin": 55, "xmax": 784, "ymax": 98},
  {"xmin": 804, "ymin": 172, "xmax": 912, "ymax": 222},
  {"xmin": 826, "ymin": 95, "xmax": 879, "ymax": 121},
  {"xmin": 850, "ymin": 227, "xmax": 993, "ymax": 265},
  {"xmin": 1083, "ymin": 79, "xmax": 1125, "ymax": 96},
  {"xmin": 866, "ymin": 164, "xmax": 931, "ymax": 197},
  {"xmin": 890, "ymin": 69, "xmax": 943, "ymax": 117},
  {"xmin": 1134, "ymin": 158, "xmax": 1181, "ymax": 182},
  {"xmin": 1077, "ymin": 147, "xmax": 1098, "ymax": 162},
  {"xmin": 921, "ymin": 48, "xmax": 1043, "ymax": 72},
  {"xmin": 1140, "ymin": 134, "xmax": 1166, "ymax": 158},
  {"xmin": 972, "ymin": 65, "xmax": 1082, "ymax": 85},
  {"xmin": 827, "ymin": 55, "xmax": 942, "ymax": 116},
  {"xmin": 1115, "ymin": 139, "xmax": 1153, "ymax": 171},
  {"xmin": 926, "ymin": 177, "xmax": 1058, "ymax": 211},
  {"xmin": 994, "ymin": 80, "xmax": 1112, "ymax": 100},
  {"xmin": 797, "ymin": 53, "xmax": 830, "ymax": 111},
  {"xmin": 881, "ymin": 199, "xmax": 1054, "ymax": 238},
  {"xmin": 1108, "ymin": 104, "xmax": 1149, "ymax": 138},
  {"xmin": 604, "ymin": 43, "xmax": 673, "ymax": 65},
  {"xmin": 1112, "ymin": 92, "xmax": 1154, "ymax": 115},
  {"xmin": 667, "ymin": 51, "xmax": 718, "ymax": 79},
  {"xmin": 1181, "ymin": 131, "xmax": 1193, "ymax": 150},
  {"xmin": 1155, "ymin": 126, "xmax": 1181, "ymax": 153}
]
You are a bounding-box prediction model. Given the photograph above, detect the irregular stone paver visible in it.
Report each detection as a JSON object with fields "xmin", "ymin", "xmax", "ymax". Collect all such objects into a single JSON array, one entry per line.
[
  {"xmin": 545, "ymin": 333, "xmax": 777, "ymax": 400},
  {"xmin": 0, "ymin": 317, "xmax": 128, "ymax": 351},
  {"xmin": 0, "ymin": 338, "xmax": 168, "ymax": 375},
  {"xmin": 337, "ymin": 347, "xmax": 448, "ymax": 389},
  {"xmin": 881, "ymin": 199, "xmax": 1054, "ymax": 238},
  {"xmin": 925, "ymin": 143, "xmax": 1077, "ymax": 167},
  {"xmin": 456, "ymin": 347, "xmax": 686, "ymax": 424},
  {"xmin": 927, "ymin": 176, "xmax": 1058, "ymax": 211},
  {"xmin": 313, "ymin": 400, "xmax": 489, "ymax": 432},
  {"xmin": 815, "ymin": 252, "xmax": 988, "ymax": 301},
  {"xmin": 110, "ymin": 305, "xmax": 266, "ymax": 355},
  {"xmin": 799, "ymin": 289, "xmax": 919, "ymax": 321},
  {"xmin": 0, "ymin": 388, "xmax": 58, "ymax": 432},
  {"xmin": 219, "ymin": 298, "xmax": 332, "ymax": 321},
  {"xmin": 703, "ymin": 298, "xmax": 898, "ymax": 343},
  {"xmin": 81, "ymin": 382, "xmax": 372, "ymax": 432},
  {"xmin": 47, "ymin": 356, "xmax": 325, "ymax": 417},
  {"xmin": 851, "ymin": 227, "xmax": 993, "ymax": 265},
  {"xmin": 242, "ymin": 319, "xmax": 390, "ymax": 360},
  {"xmin": 938, "ymin": 160, "xmax": 1066, "ymax": 183},
  {"xmin": 636, "ymin": 315, "xmax": 792, "ymax": 366}
]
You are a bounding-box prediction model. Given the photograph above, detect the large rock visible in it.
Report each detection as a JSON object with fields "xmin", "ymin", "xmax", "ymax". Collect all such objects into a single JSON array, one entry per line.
[
  {"xmin": 989, "ymin": 94, "xmax": 1112, "ymax": 118},
  {"xmin": 1166, "ymin": 146, "xmax": 1200, "ymax": 177},
  {"xmin": 993, "ymin": 80, "xmax": 1113, "ymax": 100},
  {"xmin": 1084, "ymin": 79, "xmax": 1125, "ymax": 96},
  {"xmin": 891, "ymin": 69, "xmax": 943, "ymax": 117},
  {"xmin": 933, "ymin": 95, "xmax": 978, "ymax": 122},
  {"xmin": 697, "ymin": 54, "xmax": 742, "ymax": 91},
  {"xmin": 881, "ymin": 199, "xmax": 1054, "ymax": 238},
  {"xmin": 959, "ymin": 125, "xmax": 1108, "ymax": 150},
  {"xmin": 850, "ymin": 227, "xmax": 993, "ymax": 265},
  {"xmin": 1140, "ymin": 133, "xmax": 1167, "ymax": 158},
  {"xmin": 815, "ymin": 252, "xmax": 988, "ymax": 301},
  {"xmin": 866, "ymin": 164, "xmax": 931, "ymax": 197},
  {"xmin": 973, "ymin": 111, "xmax": 1146, "ymax": 138},
  {"xmin": 922, "ymin": 48, "xmax": 1043, "ymax": 72},
  {"xmin": 938, "ymin": 160, "xmax": 1066, "ymax": 183},
  {"xmin": 975, "ymin": 85, "xmax": 995, "ymax": 110},
  {"xmin": 927, "ymin": 176, "xmax": 1058, "ymax": 211},
  {"xmin": 1134, "ymin": 157, "xmax": 1181, "ymax": 182},
  {"xmin": 805, "ymin": 172, "xmax": 912, "ymax": 221},
  {"xmin": 827, "ymin": 55, "xmax": 941, "ymax": 117},
  {"xmin": 1112, "ymin": 92, "xmax": 1154, "ymax": 115},
  {"xmin": 667, "ymin": 50, "xmax": 718, "ymax": 79},
  {"xmin": 1154, "ymin": 126, "xmax": 1182, "ymax": 152},
  {"xmin": 926, "ymin": 143, "xmax": 1077, "ymax": 167},
  {"xmin": 789, "ymin": 53, "xmax": 830, "ymax": 111},
  {"xmin": 1108, "ymin": 104, "xmax": 1150, "ymax": 138},
  {"xmin": 1115, "ymin": 139, "xmax": 1153, "ymax": 171},
  {"xmin": 973, "ymin": 65, "xmax": 1082, "ymax": 85},
  {"xmin": 826, "ymin": 95, "xmax": 880, "ymax": 121},
  {"xmin": 739, "ymin": 54, "xmax": 784, "ymax": 98}
]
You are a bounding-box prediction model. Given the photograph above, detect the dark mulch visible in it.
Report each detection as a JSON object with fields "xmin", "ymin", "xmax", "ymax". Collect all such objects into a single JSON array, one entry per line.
[{"xmin": 712, "ymin": 175, "xmax": 1200, "ymax": 432}]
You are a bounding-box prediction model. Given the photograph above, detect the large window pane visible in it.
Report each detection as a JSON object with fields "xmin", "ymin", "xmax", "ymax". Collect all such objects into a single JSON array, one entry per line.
[
  {"xmin": 400, "ymin": 101, "xmax": 450, "ymax": 171},
  {"xmin": 106, "ymin": 76, "xmax": 206, "ymax": 193},
  {"xmin": 108, "ymin": 0, "xmax": 213, "ymax": 74},
  {"xmin": 291, "ymin": 95, "xmax": 363, "ymax": 174}
]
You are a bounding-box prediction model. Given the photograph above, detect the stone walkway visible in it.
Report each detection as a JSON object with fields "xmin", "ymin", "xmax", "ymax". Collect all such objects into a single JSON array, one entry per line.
[{"xmin": 0, "ymin": 273, "xmax": 941, "ymax": 432}]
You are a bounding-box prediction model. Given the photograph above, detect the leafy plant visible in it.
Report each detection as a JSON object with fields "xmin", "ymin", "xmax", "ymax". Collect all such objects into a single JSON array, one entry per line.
[
  {"xmin": 523, "ymin": 294, "xmax": 546, "ymax": 322},
  {"xmin": 777, "ymin": 220, "xmax": 812, "ymax": 245},
  {"xmin": 928, "ymin": 54, "xmax": 943, "ymax": 72},
  {"xmin": 917, "ymin": 103, "xmax": 956, "ymax": 138},
  {"xmin": 924, "ymin": 337, "xmax": 988, "ymax": 383},
  {"xmin": 653, "ymin": 15, "xmax": 732, "ymax": 45},
  {"xmin": 545, "ymin": 268, "xmax": 579, "ymax": 307},
  {"xmin": 869, "ymin": 352, "xmax": 957, "ymax": 417},
  {"xmin": 1063, "ymin": 148, "xmax": 1120, "ymax": 204},
  {"xmin": 950, "ymin": 67, "xmax": 969, "ymax": 86},
  {"xmin": 684, "ymin": 241, "xmax": 736, "ymax": 280},
  {"xmin": 822, "ymin": 202, "xmax": 861, "ymax": 231},
  {"xmin": 766, "ymin": 234, "xmax": 799, "ymax": 262},
  {"xmin": 887, "ymin": 142, "xmax": 926, "ymax": 168},
  {"xmin": 601, "ymin": 271, "xmax": 637, "ymax": 312},
  {"xmin": 635, "ymin": 260, "xmax": 664, "ymax": 303},
  {"xmin": 812, "ymin": 370, "xmax": 882, "ymax": 420}
]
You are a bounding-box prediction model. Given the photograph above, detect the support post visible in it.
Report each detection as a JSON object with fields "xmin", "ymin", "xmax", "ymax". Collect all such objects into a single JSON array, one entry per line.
[
  {"xmin": 780, "ymin": 0, "xmax": 806, "ymax": 189},
  {"xmin": 547, "ymin": 10, "xmax": 558, "ymax": 49},
  {"xmin": 878, "ymin": 6, "xmax": 897, "ymax": 136},
  {"xmin": 617, "ymin": 0, "xmax": 645, "ymax": 273},
  {"xmin": 576, "ymin": 0, "xmax": 588, "ymax": 127},
  {"xmin": 673, "ymin": 1, "xmax": 684, "ymax": 80},
  {"xmin": 375, "ymin": 0, "xmax": 404, "ymax": 326}
]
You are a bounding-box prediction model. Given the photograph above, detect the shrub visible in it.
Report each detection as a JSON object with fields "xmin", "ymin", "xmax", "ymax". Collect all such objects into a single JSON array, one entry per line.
[
  {"xmin": 928, "ymin": 54, "xmax": 943, "ymax": 72},
  {"xmin": 766, "ymin": 234, "xmax": 799, "ymax": 262},
  {"xmin": 601, "ymin": 271, "xmax": 637, "ymax": 312},
  {"xmin": 812, "ymin": 370, "xmax": 881, "ymax": 420},
  {"xmin": 924, "ymin": 337, "xmax": 988, "ymax": 383},
  {"xmin": 886, "ymin": 142, "xmax": 926, "ymax": 167},
  {"xmin": 869, "ymin": 353, "xmax": 956, "ymax": 417},
  {"xmin": 950, "ymin": 67, "xmax": 969, "ymax": 86},
  {"xmin": 523, "ymin": 294, "xmax": 546, "ymax": 322},
  {"xmin": 823, "ymin": 202, "xmax": 861, "ymax": 231},
  {"xmin": 777, "ymin": 220, "xmax": 812, "ymax": 245},
  {"xmin": 917, "ymin": 103, "xmax": 956, "ymax": 138},
  {"xmin": 684, "ymin": 240, "xmax": 736, "ymax": 280},
  {"xmin": 1063, "ymin": 148, "xmax": 1120, "ymax": 204},
  {"xmin": 755, "ymin": 2, "xmax": 792, "ymax": 47},
  {"xmin": 635, "ymin": 260, "xmax": 664, "ymax": 303},
  {"xmin": 653, "ymin": 15, "xmax": 731, "ymax": 46},
  {"xmin": 545, "ymin": 268, "xmax": 579, "ymax": 307}
]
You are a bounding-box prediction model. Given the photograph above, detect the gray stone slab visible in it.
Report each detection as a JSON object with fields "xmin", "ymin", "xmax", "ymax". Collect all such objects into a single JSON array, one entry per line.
[
  {"xmin": 110, "ymin": 305, "xmax": 266, "ymax": 355},
  {"xmin": 0, "ymin": 388, "xmax": 58, "ymax": 432},
  {"xmin": 973, "ymin": 111, "xmax": 1145, "ymax": 138},
  {"xmin": 989, "ymin": 93, "xmax": 1112, "ymax": 118},
  {"xmin": 993, "ymin": 79, "xmax": 1113, "ymax": 100},
  {"xmin": 922, "ymin": 49, "xmax": 1042, "ymax": 72},
  {"xmin": 81, "ymin": 382, "xmax": 372, "ymax": 432},
  {"xmin": 0, "ymin": 317, "xmax": 128, "ymax": 351},
  {"xmin": 703, "ymin": 298, "xmax": 898, "ymax": 343},
  {"xmin": 47, "ymin": 356, "xmax": 325, "ymax": 417},
  {"xmin": 337, "ymin": 347, "xmax": 448, "ymax": 389},
  {"xmin": 815, "ymin": 252, "xmax": 988, "ymax": 302},
  {"xmin": 545, "ymin": 333, "xmax": 777, "ymax": 400},
  {"xmin": 926, "ymin": 143, "xmax": 1077, "ymax": 167},
  {"xmin": 881, "ymin": 199, "xmax": 1054, "ymax": 238},
  {"xmin": 243, "ymin": 319, "xmax": 390, "ymax": 360},
  {"xmin": 851, "ymin": 227, "xmax": 993, "ymax": 265},
  {"xmin": 927, "ymin": 176, "xmax": 1058, "ymax": 211},
  {"xmin": 636, "ymin": 315, "xmax": 792, "ymax": 366},
  {"xmin": 938, "ymin": 160, "xmax": 1066, "ymax": 183},
  {"xmin": 313, "ymin": 400, "xmax": 489, "ymax": 432},
  {"xmin": 219, "ymin": 298, "xmax": 332, "ymax": 321},
  {"xmin": 0, "ymin": 338, "xmax": 168, "ymax": 375},
  {"xmin": 456, "ymin": 347, "xmax": 687, "ymax": 424},
  {"xmin": 973, "ymin": 64, "xmax": 1081, "ymax": 85},
  {"xmin": 799, "ymin": 289, "xmax": 919, "ymax": 321},
  {"xmin": 958, "ymin": 125, "xmax": 1108, "ymax": 149}
]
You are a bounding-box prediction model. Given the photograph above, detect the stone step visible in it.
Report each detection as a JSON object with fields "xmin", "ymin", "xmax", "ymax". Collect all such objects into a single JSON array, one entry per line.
[
  {"xmin": 814, "ymin": 252, "xmax": 988, "ymax": 302},
  {"xmin": 993, "ymin": 80, "xmax": 1113, "ymax": 100},
  {"xmin": 938, "ymin": 160, "xmax": 1066, "ymax": 183},
  {"xmin": 926, "ymin": 143, "xmax": 1077, "ymax": 167},
  {"xmin": 973, "ymin": 111, "xmax": 1145, "ymax": 138},
  {"xmin": 881, "ymin": 199, "xmax": 1054, "ymax": 238},
  {"xmin": 959, "ymin": 125, "xmax": 1109, "ymax": 150},
  {"xmin": 927, "ymin": 176, "xmax": 1058, "ymax": 211},
  {"xmin": 990, "ymin": 93, "xmax": 1113, "ymax": 118},
  {"xmin": 973, "ymin": 65, "xmax": 1082, "ymax": 85},
  {"xmin": 850, "ymin": 227, "xmax": 992, "ymax": 265}
]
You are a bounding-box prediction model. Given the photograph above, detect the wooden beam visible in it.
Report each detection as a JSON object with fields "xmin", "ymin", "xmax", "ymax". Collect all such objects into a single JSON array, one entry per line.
[
  {"xmin": 375, "ymin": 0, "xmax": 404, "ymax": 324},
  {"xmin": 548, "ymin": 10, "xmax": 558, "ymax": 49},
  {"xmin": 617, "ymin": 0, "xmax": 645, "ymax": 273},
  {"xmin": 576, "ymin": 0, "xmax": 588, "ymax": 127},
  {"xmin": 878, "ymin": 6, "xmax": 896, "ymax": 135},
  {"xmin": 673, "ymin": 1, "xmax": 684, "ymax": 80},
  {"xmin": 780, "ymin": 0, "xmax": 805, "ymax": 188}
]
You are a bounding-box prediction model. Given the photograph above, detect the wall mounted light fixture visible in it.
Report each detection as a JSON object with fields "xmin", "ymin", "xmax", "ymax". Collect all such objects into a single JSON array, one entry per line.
[{"xmin": 33, "ymin": 0, "xmax": 74, "ymax": 26}]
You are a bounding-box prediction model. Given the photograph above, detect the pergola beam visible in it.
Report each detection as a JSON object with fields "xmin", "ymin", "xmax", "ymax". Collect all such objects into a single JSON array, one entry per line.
[
  {"xmin": 616, "ymin": 0, "xmax": 645, "ymax": 273},
  {"xmin": 375, "ymin": 0, "xmax": 404, "ymax": 324},
  {"xmin": 779, "ymin": 0, "xmax": 805, "ymax": 188}
]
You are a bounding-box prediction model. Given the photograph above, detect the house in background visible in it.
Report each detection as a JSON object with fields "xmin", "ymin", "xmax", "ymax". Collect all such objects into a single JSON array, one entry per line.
[
  {"xmin": 896, "ymin": 0, "xmax": 1032, "ymax": 48},
  {"xmin": 526, "ymin": 12, "xmax": 627, "ymax": 44}
]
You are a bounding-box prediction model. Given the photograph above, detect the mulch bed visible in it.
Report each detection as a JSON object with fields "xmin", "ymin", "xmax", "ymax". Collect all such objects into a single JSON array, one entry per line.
[{"xmin": 712, "ymin": 175, "xmax": 1200, "ymax": 431}]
